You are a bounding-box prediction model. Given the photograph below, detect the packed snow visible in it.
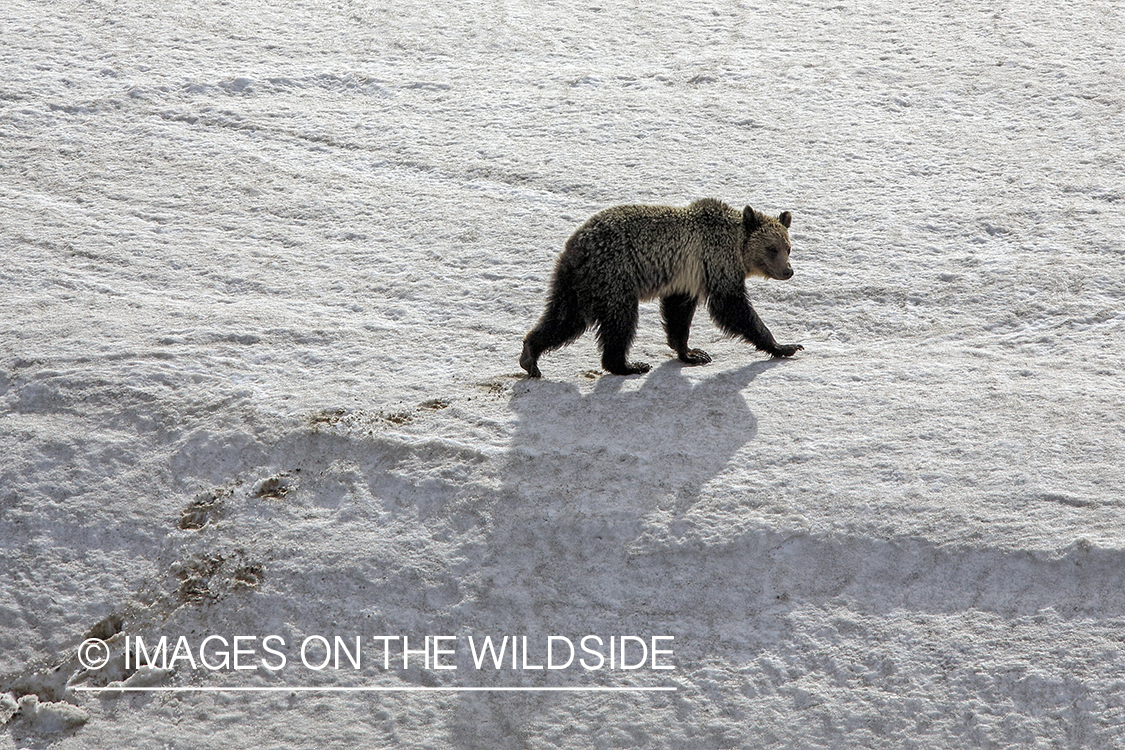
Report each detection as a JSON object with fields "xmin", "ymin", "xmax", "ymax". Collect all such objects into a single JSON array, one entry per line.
[{"xmin": 2, "ymin": 0, "xmax": 1124, "ymax": 746}]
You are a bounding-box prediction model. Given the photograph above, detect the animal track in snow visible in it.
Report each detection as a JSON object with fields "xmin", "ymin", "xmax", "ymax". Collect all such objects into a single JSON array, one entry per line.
[{"xmin": 178, "ymin": 489, "xmax": 226, "ymax": 530}]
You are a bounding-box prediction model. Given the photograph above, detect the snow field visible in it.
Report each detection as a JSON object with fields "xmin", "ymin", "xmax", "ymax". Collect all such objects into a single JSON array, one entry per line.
[{"xmin": 2, "ymin": 0, "xmax": 1124, "ymax": 746}]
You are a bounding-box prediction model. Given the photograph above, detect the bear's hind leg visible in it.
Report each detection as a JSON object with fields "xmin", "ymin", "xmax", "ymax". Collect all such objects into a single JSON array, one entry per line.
[
  {"xmin": 596, "ymin": 301, "xmax": 650, "ymax": 376},
  {"xmin": 521, "ymin": 292, "xmax": 587, "ymax": 378},
  {"xmin": 519, "ymin": 340, "xmax": 543, "ymax": 378},
  {"xmin": 661, "ymin": 293, "xmax": 711, "ymax": 366}
]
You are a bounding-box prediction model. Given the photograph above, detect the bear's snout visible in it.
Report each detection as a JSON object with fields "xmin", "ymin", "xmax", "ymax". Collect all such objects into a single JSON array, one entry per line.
[{"xmin": 779, "ymin": 267, "xmax": 793, "ymax": 280}]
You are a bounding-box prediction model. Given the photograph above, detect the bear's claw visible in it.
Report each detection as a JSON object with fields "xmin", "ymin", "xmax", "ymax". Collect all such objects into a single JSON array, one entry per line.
[
  {"xmin": 606, "ymin": 361, "xmax": 651, "ymax": 376},
  {"xmin": 678, "ymin": 348, "xmax": 712, "ymax": 365},
  {"xmin": 770, "ymin": 344, "xmax": 804, "ymax": 358}
]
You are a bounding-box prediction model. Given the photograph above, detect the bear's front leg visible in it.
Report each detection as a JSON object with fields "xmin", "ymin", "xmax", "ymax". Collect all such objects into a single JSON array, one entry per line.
[{"xmin": 707, "ymin": 290, "xmax": 802, "ymax": 359}]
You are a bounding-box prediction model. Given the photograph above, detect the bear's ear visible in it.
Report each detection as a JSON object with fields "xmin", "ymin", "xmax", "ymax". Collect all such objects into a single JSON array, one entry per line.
[
  {"xmin": 778, "ymin": 211, "xmax": 792, "ymax": 228},
  {"xmin": 743, "ymin": 205, "xmax": 760, "ymax": 232}
]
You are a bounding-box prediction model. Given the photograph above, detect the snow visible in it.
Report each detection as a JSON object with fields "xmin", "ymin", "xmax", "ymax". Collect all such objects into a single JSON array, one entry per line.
[{"xmin": 2, "ymin": 0, "xmax": 1124, "ymax": 746}]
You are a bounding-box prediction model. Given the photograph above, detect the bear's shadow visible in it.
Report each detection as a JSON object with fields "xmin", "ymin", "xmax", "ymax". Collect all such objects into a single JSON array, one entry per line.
[
  {"xmin": 444, "ymin": 359, "xmax": 778, "ymax": 746},
  {"xmin": 502, "ymin": 358, "xmax": 777, "ymax": 515}
]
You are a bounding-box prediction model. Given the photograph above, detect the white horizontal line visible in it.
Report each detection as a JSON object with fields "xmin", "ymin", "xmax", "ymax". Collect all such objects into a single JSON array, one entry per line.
[{"xmin": 73, "ymin": 685, "xmax": 675, "ymax": 693}]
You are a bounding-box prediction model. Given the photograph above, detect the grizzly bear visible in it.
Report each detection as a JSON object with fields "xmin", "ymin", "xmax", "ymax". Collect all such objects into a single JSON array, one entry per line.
[{"xmin": 520, "ymin": 199, "xmax": 802, "ymax": 377}]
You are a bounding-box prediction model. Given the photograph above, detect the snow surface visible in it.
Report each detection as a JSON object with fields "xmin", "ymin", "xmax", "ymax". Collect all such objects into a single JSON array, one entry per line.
[{"xmin": 2, "ymin": 0, "xmax": 1124, "ymax": 746}]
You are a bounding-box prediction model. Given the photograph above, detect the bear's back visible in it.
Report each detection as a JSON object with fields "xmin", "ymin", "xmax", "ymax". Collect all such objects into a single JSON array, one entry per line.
[{"xmin": 560, "ymin": 201, "xmax": 740, "ymax": 300}]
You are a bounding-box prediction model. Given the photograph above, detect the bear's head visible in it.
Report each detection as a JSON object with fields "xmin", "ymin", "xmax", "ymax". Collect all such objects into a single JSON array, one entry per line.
[{"xmin": 741, "ymin": 206, "xmax": 793, "ymax": 281}]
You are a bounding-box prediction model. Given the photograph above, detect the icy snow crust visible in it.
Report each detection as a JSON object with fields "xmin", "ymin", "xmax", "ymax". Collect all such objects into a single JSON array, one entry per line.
[{"xmin": 2, "ymin": 0, "xmax": 1124, "ymax": 746}]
